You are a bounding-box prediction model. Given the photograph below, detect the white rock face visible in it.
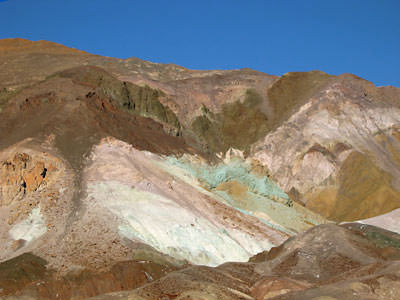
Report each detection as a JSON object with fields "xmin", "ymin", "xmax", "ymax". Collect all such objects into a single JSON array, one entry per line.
[
  {"xmin": 89, "ymin": 181, "xmax": 257, "ymax": 265},
  {"xmin": 9, "ymin": 207, "xmax": 47, "ymax": 243},
  {"xmin": 355, "ymin": 209, "xmax": 400, "ymax": 234},
  {"xmin": 84, "ymin": 138, "xmax": 290, "ymax": 266},
  {"xmin": 0, "ymin": 137, "xmax": 323, "ymax": 272},
  {"xmin": 297, "ymin": 151, "xmax": 336, "ymax": 188},
  {"xmin": 252, "ymin": 84, "xmax": 400, "ymax": 198}
]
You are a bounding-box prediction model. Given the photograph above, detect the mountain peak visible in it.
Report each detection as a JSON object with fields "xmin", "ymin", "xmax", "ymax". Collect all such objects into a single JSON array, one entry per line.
[
  {"xmin": 0, "ymin": 38, "xmax": 88, "ymax": 55},
  {"xmin": 1, "ymin": 39, "xmax": 400, "ymax": 299}
]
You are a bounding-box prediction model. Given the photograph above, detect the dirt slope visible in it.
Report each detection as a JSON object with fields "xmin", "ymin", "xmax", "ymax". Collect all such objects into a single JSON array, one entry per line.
[{"xmin": 1, "ymin": 38, "xmax": 400, "ymax": 299}]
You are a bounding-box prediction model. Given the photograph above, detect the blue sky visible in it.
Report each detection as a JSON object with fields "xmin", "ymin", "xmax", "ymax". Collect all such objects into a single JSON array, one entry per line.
[{"xmin": 0, "ymin": 0, "xmax": 399, "ymax": 86}]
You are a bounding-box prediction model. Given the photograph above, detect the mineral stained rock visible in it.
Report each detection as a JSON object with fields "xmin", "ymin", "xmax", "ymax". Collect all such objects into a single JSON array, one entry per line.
[{"xmin": 1, "ymin": 38, "xmax": 400, "ymax": 299}]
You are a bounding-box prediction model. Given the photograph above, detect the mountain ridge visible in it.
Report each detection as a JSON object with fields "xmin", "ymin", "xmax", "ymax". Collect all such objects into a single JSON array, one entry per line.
[{"xmin": 1, "ymin": 38, "xmax": 400, "ymax": 299}]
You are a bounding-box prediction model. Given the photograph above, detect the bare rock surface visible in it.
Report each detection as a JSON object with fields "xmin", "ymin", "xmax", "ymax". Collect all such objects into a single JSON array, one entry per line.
[
  {"xmin": 0, "ymin": 39, "xmax": 400, "ymax": 299},
  {"xmin": 88, "ymin": 224, "xmax": 400, "ymax": 300},
  {"xmin": 252, "ymin": 73, "xmax": 400, "ymax": 222}
]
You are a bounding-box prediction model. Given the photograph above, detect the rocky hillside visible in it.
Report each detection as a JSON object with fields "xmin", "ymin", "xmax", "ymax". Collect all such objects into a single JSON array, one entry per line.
[{"xmin": 0, "ymin": 38, "xmax": 400, "ymax": 299}]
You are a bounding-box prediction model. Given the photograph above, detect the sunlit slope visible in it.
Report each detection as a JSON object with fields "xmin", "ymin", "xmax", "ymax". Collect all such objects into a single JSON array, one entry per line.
[
  {"xmin": 252, "ymin": 72, "xmax": 400, "ymax": 223},
  {"xmin": 83, "ymin": 138, "xmax": 326, "ymax": 266}
]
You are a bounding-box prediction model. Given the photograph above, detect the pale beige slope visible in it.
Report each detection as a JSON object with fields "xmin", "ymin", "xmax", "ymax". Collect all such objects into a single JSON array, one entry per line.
[
  {"xmin": 82, "ymin": 137, "xmax": 289, "ymax": 266},
  {"xmin": 252, "ymin": 77, "xmax": 400, "ymax": 222},
  {"xmin": 354, "ymin": 208, "xmax": 400, "ymax": 234},
  {"xmin": 0, "ymin": 137, "xmax": 285, "ymax": 273},
  {"xmin": 88, "ymin": 224, "xmax": 400, "ymax": 300}
]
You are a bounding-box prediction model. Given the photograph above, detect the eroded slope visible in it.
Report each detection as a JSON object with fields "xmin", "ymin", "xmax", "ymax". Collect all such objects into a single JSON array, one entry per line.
[{"xmin": 89, "ymin": 224, "xmax": 400, "ymax": 300}]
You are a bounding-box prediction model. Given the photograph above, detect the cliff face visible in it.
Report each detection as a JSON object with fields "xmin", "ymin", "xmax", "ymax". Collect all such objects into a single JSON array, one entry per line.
[
  {"xmin": 1, "ymin": 38, "xmax": 400, "ymax": 299},
  {"xmin": 252, "ymin": 72, "xmax": 400, "ymax": 221}
]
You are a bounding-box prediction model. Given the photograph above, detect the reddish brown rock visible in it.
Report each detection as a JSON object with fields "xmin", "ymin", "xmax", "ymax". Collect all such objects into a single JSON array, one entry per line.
[
  {"xmin": 251, "ymin": 276, "xmax": 309, "ymax": 299},
  {"xmin": 85, "ymin": 224, "xmax": 400, "ymax": 300},
  {"xmin": 1, "ymin": 39, "xmax": 400, "ymax": 300},
  {"xmin": 0, "ymin": 253, "xmax": 179, "ymax": 300}
]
